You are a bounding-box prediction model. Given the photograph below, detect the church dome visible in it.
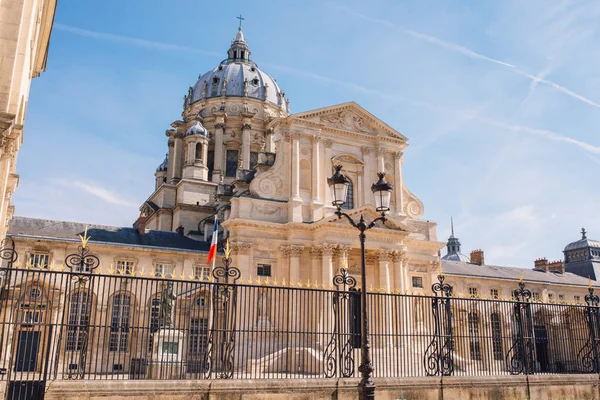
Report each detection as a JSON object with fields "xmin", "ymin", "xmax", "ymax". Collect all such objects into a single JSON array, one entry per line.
[
  {"xmin": 156, "ymin": 154, "xmax": 168, "ymax": 172},
  {"xmin": 564, "ymin": 228, "xmax": 600, "ymax": 252},
  {"xmin": 188, "ymin": 27, "xmax": 289, "ymax": 113},
  {"xmin": 185, "ymin": 121, "xmax": 208, "ymax": 137},
  {"xmin": 441, "ymin": 218, "xmax": 471, "ymax": 263}
]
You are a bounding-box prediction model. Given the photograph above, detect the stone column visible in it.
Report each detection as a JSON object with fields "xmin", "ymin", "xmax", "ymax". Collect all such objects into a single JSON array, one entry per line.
[
  {"xmin": 265, "ymin": 128, "xmax": 275, "ymax": 153},
  {"xmin": 0, "ymin": 141, "xmax": 14, "ymax": 226},
  {"xmin": 309, "ymin": 246, "xmax": 322, "ymax": 283},
  {"xmin": 212, "ymin": 119, "xmax": 225, "ymax": 183},
  {"xmin": 171, "ymin": 131, "xmax": 184, "ymax": 184},
  {"xmin": 334, "ymin": 245, "xmax": 351, "ymax": 274},
  {"xmin": 361, "ymin": 146, "xmax": 372, "ymax": 205},
  {"xmin": 291, "ymin": 133, "xmax": 301, "ymax": 201},
  {"xmin": 376, "ymin": 146, "xmax": 386, "ymax": 173},
  {"xmin": 356, "ymin": 171, "xmax": 364, "ymax": 207},
  {"xmin": 241, "ymin": 120, "xmax": 252, "ymax": 170},
  {"xmin": 202, "ymin": 139, "xmax": 209, "ymax": 166},
  {"xmin": 378, "ymin": 250, "xmax": 394, "ymax": 347},
  {"xmin": 323, "ymin": 139, "xmax": 334, "ymax": 210},
  {"xmin": 393, "ymin": 151, "xmax": 404, "ymax": 215},
  {"xmin": 231, "ymin": 242, "xmax": 253, "ymax": 279},
  {"xmin": 281, "ymin": 245, "xmax": 304, "ymax": 283},
  {"xmin": 166, "ymin": 133, "xmax": 175, "ymax": 182},
  {"xmin": 319, "ymin": 244, "xmax": 336, "ymax": 346},
  {"xmin": 311, "ymin": 135, "xmax": 322, "ymax": 220}
]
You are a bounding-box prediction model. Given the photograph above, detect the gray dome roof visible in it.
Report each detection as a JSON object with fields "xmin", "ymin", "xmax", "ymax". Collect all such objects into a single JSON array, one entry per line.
[
  {"xmin": 564, "ymin": 228, "xmax": 600, "ymax": 252},
  {"xmin": 156, "ymin": 154, "xmax": 168, "ymax": 172},
  {"xmin": 185, "ymin": 121, "xmax": 208, "ymax": 137},
  {"xmin": 189, "ymin": 28, "xmax": 289, "ymax": 113},
  {"xmin": 441, "ymin": 252, "xmax": 470, "ymax": 262}
]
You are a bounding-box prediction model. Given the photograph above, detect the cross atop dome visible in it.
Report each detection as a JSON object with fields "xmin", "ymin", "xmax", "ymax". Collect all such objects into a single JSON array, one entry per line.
[
  {"xmin": 237, "ymin": 14, "xmax": 245, "ymax": 30},
  {"xmin": 228, "ymin": 17, "xmax": 250, "ymax": 62},
  {"xmin": 582, "ymin": 227, "xmax": 587, "ymax": 239}
]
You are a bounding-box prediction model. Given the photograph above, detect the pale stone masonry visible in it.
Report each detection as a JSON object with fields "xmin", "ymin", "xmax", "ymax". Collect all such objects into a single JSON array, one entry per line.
[{"xmin": 0, "ymin": 0, "xmax": 56, "ymax": 240}]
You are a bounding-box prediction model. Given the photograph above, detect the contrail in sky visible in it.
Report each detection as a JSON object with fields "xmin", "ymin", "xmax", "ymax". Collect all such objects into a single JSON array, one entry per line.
[
  {"xmin": 335, "ymin": 6, "xmax": 600, "ymax": 109},
  {"xmin": 54, "ymin": 23, "xmax": 221, "ymax": 57},
  {"xmin": 55, "ymin": 22, "xmax": 600, "ymax": 156}
]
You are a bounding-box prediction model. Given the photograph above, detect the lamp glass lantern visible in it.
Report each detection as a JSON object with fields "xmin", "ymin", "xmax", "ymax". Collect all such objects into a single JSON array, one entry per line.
[
  {"xmin": 371, "ymin": 172, "xmax": 393, "ymax": 213},
  {"xmin": 327, "ymin": 165, "xmax": 350, "ymax": 207}
]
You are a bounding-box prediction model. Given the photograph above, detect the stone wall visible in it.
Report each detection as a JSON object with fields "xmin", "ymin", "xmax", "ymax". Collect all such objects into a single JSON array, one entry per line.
[{"xmin": 10, "ymin": 374, "xmax": 598, "ymax": 400}]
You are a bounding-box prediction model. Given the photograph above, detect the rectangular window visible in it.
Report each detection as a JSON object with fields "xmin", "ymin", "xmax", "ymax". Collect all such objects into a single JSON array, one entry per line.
[
  {"xmin": 533, "ymin": 292, "xmax": 541, "ymax": 301},
  {"xmin": 469, "ymin": 287, "xmax": 478, "ymax": 298},
  {"xmin": 257, "ymin": 264, "xmax": 271, "ymax": 277},
  {"xmin": 194, "ymin": 266, "xmax": 211, "ymax": 281},
  {"xmin": 207, "ymin": 150, "xmax": 214, "ymax": 180},
  {"xmin": 250, "ymin": 152, "xmax": 259, "ymax": 169},
  {"xmin": 154, "ymin": 263, "xmax": 173, "ymax": 278},
  {"xmin": 162, "ymin": 342, "xmax": 179, "ymax": 355},
  {"xmin": 490, "ymin": 289, "xmax": 499, "ymax": 299},
  {"xmin": 28, "ymin": 252, "xmax": 49, "ymax": 269},
  {"xmin": 226, "ymin": 150, "xmax": 238, "ymax": 177},
  {"xmin": 116, "ymin": 260, "xmax": 133, "ymax": 275},
  {"xmin": 188, "ymin": 318, "xmax": 208, "ymax": 356},
  {"xmin": 575, "ymin": 295, "xmax": 581, "ymax": 303},
  {"xmin": 21, "ymin": 310, "xmax": 41, "ymax": 325},
  {"xmin": 412, "ymin": 276, "xmax": 423, "ymax": 288}
]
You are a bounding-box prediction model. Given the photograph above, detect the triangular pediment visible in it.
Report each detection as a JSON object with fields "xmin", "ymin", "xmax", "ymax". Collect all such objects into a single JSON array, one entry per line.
[
  {"xmin": 315, "ymin": 205, "xmax": 412, "ymax": 233},
  {"xmin": 292, "ymin": 102, "xmax": 407, "ymax": 141}
]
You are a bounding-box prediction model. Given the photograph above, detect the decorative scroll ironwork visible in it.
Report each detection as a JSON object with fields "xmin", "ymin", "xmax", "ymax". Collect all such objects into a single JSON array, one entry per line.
[
  {"xmin": 506, "ymin": 280, "xmax": 535, "ymax": 375},
  {"xmin": 61, "ymin": 232, "xmax": 100, "ymax": 379},
  {"xmin": 424, "ymin": 273, "xmax": 454, "ymax": 376},
  {"xmin": 324, "ymin": 268, "xmax": 357, "ymax": 378},
  {"xmin": 0, "ymin": 237, "xmax": 17, "ymax": 294},
  {"xmin": 204, "ymin": 242, "xmax": 240, "ymax": 379},
  {"xmin": 578, "ymin": 286, "xmax": 600, "ymax": 372}
]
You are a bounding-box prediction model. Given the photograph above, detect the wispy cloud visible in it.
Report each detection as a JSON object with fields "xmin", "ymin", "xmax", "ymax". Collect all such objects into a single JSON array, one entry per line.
[
  {"xmin": 521, "ymin": 66, "xmax": 553, "ymax": 106},
  {"xmin": 334, "ymin": 5, "xmax": 600, "ymax": 110},
  {"xmin": 60, "ymin": 180, "xmax": 139, "ymax": 208},
  {"xmin": 54, "ymin": 20, "xmax": 600, "ymax": 157},
  {"xmin": 54, "ymin": 23, "xmax": 222, "ymax": 57}
]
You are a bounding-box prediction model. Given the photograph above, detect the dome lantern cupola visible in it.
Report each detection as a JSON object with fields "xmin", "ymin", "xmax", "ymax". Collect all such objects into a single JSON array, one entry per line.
[
  {"xmin": 441, "ymin": 217, "xmax": 470, "ymax": 263},
  {"xmin": 227, "ymin": 16, "xmax": 251, "ymax": 62}
]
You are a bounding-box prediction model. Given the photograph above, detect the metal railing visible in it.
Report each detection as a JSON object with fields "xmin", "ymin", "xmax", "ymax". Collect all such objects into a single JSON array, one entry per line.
[{"xmin": 0, "ymin": 240, "xmax": 599, "ymax": 385}]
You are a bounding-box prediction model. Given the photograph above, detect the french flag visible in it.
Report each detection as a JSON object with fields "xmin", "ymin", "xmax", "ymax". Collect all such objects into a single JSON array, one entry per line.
[{"xmin": 207, "ymin": 216, "xmax": 219, "ymax": 265}]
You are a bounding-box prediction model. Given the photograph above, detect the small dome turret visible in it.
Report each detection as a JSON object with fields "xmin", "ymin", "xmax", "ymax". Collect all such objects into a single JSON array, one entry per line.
[
  {"xmin": 156, "ymin": 153, "xmax": 168, "ymax": 172},
  {"xmin": 185, "ymin": 121, "xmax": 208, "ymax": 137},
  {"xmin": 441, "ymin": 218, "xmax": 470, "ymax": 263}
]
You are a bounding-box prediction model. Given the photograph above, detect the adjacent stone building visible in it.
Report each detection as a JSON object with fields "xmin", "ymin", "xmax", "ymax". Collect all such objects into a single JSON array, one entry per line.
[{"xmin": 0, "ymin": 0, "xmax": 56, "ymax": 240}]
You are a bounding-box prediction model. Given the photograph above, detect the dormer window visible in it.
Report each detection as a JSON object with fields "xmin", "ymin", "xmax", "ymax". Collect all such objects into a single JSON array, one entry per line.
[{"xmin": 251, "ymin": 78, "xmax": 259, "ymax": 86}]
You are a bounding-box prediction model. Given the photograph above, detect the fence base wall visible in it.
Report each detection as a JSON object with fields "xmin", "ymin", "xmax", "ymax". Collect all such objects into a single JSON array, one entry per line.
[{"xmin": 0, "ymin": 374, "xmax": 595, "ymax": 400}]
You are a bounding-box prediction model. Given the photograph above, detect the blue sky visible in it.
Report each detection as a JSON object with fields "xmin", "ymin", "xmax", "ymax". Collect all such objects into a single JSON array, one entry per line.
[{"xmin": 15, "ymin": 0, "xmax": 600, "ymax": 268}]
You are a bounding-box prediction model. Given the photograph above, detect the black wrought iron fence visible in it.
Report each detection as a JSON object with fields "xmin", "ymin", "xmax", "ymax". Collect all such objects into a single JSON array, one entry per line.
[{"xmin": 0, "ymin": 241, "xmax": 599, "ymax": 384}]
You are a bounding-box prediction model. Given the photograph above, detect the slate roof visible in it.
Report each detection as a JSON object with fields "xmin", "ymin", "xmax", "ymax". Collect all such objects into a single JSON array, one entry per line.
[
  {"xmin": 442, "ymin": 259, "xmax": 594, "ymax": 287},
  {"xmin": 8, "ymin": 216, "xmax": 210, "ymax": 253}
]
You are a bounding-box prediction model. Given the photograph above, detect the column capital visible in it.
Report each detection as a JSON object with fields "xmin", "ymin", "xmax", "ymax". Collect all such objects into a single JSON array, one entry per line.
[
  {"xmin": 393, "ymin": 151, "xmax": 403, "ymax": 160},
  {"xmin": 318, "ymin": 244, "xmax": 336, "ymax": 257},
  {"xmin": 231, "ymin": 242, "xmax": 252, "ymax": 255},
  {"xmin": 376, "ymin": 146, "xmax": 387, "ymax": 155},
  {"xmin": 167, "ymin": 139, "xmax": 175, "ymax": 148},
  {"xmin": 361, "ymin": 146, "xmax": 372, "ymax": 155},
  {"xmin": 309, "ymin": 246, "xmax": 322, "ymax": 260},
  {"xmin": 214, "ymin": 122, "xmax": 225, "ymax": 129},
  {"xmin": 378, "ymin": 249, "xmax": 394, "ymax": 262},
  {"xmin": 366, "ymin": 252, "xmax": 379, "ymax": 264},
  {"xmin": 174, "ymin": 131, "xmax": 185, "ymax": 140},
  {"xmin": 290, "ymin": 132, "xmax": 302, "ymax": 140},
  {"xmin": 334, "ymin": 244, "xmax": 352, "ymax": 259},
  {"xmin": 392, "ymin": 250, "xmax": 408, "ymax": 263},
  {"xmin": 242, "ymin": 123, "xmax": 252, "ymax": 130},
  {"xmin": 324, "ymin": 139, "xmax": 333, "ymax": 148},
  {"xmin": 311, "ymin": 135, "xmax": 321, "ymax": 143},
  {"xmin": 281, "ymin": 245, "xmax": 304, "ymax": 258}
]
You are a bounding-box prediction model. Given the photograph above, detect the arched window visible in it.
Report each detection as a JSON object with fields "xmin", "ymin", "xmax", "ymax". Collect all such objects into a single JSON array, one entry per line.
[
  {"xmin": 211, "ymin": 77, "xmax": 219, "ymax": 96},
  {"xmin": 342, "ymin": 179, "xmax": 354, "ymax": 210},
  {"xmin": 195, "ymin": 143, "xmax": 202, "ymax": 162},
  {"xmin": 491, "ymin": 313, "xmax": 503, "ymax": 360},
  {"xmin": 468, "ymin": 311, "xmax": 481, "ymax": 360},
  {"xmin": 66, "ymin": 291, "xmax": 92, "ymax": 351},
  {"xmin": 109, "ymin": 293, "xmax": 131, "ymax": 352}
]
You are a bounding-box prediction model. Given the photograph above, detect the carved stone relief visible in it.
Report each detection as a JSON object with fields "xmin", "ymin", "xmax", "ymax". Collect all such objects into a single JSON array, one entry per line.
[{"xmin": 319, "ymin": 111, "xmax": 375, "ymax": 135}]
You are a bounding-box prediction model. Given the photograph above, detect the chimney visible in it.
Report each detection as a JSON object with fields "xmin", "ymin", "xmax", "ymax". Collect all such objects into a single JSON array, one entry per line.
[
  {"xmin": 133, "ymin": 212, "xmax": 147, "ymax": 235},
  {"xmin": 548, "ymin": 260, "xmax": 565, "ymax": 274},
  {"xmin": 176, "ymin": 224, "xmax": 185, "ymax": 236},
  {"xmin": 534, "ymin": 257, "xmax": 549, "ymax": 272},
  {"xmin": 470, "ymin": 249, "xmax": 485, "ymax": 266}
]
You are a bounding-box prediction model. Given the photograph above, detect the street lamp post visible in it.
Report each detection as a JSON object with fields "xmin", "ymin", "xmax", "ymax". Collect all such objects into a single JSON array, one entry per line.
[{"xmin": 327, "ymin": 165, "xmax": 393, "ymax": 400}]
